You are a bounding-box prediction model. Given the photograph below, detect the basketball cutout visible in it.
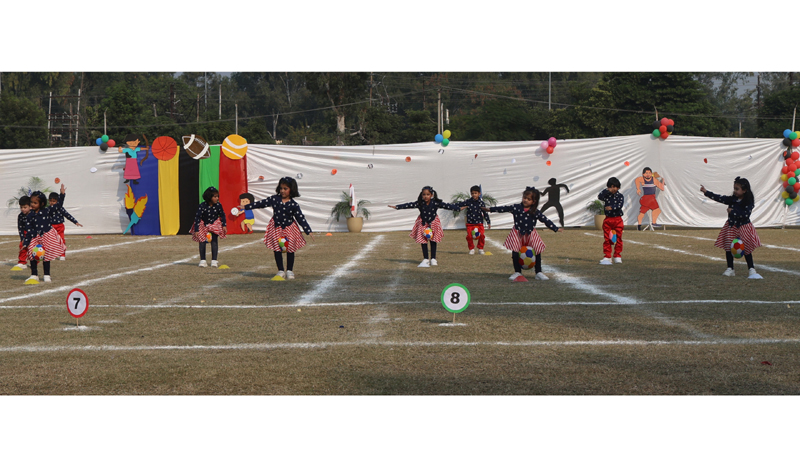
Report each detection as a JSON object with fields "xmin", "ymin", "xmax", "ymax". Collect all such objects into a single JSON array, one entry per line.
[
  {"xmin": 221, "ymin": 134, "xmax": 248, "ymax": 160},
  {"xmin": 152, "ymin": 136, "xmax": 178, "ymax": 161},
  {"xmin": 518, "ymin": 246, "xmax": 536, "ymax": 270},
  {"xmin": 182, "ymin": 134, "xmax": 210, "ymax": 160},
  {"xmin": 731, "ymin": 238, "xmax": 744, "ymax": 258}
]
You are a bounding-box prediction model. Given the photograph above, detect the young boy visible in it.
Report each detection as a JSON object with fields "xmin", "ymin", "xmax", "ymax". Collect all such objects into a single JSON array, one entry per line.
[
  {"xmin": 48, "ymin": 184, "xmax": 83, "ymax": 260},
  {"xmin": 598, "ymin": 177, "xmax": 624, "ymax": 265},
  {"xmin": 455, "ymin": 185, "xmax": 491, "ymax": 254},
  {"xmin": 12, "ymin": 196, "xmax": 31, "ymax": 270},
  {"xmin": 238, "ymin": 193, "xmax": 255, "ymax": 233}
]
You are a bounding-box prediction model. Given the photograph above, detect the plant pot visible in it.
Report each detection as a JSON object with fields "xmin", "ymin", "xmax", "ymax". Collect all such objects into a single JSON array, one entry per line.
[
  {"xmin": 346, "ymin": 217, "xmax": 364, "ymax": 233},
  {"xmin": 594, "ymin": 215, "xmax": 605, "ymax": 230}
]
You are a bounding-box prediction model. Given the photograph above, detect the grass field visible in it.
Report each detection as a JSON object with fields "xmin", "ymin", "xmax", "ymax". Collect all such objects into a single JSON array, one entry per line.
[{"xmin": 1, "ymin": 227, "xmax": 799, "ymax": 395}]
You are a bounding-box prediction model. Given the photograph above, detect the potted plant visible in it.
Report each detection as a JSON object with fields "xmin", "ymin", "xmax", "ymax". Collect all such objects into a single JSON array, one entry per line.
[
  {"xmin": 586, "ymin": 199, "xmax": 605, "ymax": 230},
  {"xmin": 449, "ymin": 192, "xmax": 498, "ymax": 218},
  {"xmin": 331, "ymin": 191, "xmax": 371, "ymax": 232}
]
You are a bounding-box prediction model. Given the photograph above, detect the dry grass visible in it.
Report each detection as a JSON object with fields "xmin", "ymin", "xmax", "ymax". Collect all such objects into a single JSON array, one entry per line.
[{"xmin": 1, "ymin": 227, "xmax": 799, "ymax": 394}]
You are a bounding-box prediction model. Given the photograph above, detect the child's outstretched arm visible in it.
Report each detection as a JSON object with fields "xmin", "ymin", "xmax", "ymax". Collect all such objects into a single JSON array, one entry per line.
[
  {"xmin": 241, "ymin": 196, "xmax": 277, "ymax": 211},
  {"xmin": 293, "ymin": 205, "xmax": 313, "ymax": 236},
  {"xmin": 63, "ymin": 208, "xmax": 82, "ymax": 227},
  {"xmin": 392, "ymin": 202, "xmax": 417, "ymax": 210},
  {"xmin": 701, "ymin": 186, "xmax": 734, "ymax": 205}
]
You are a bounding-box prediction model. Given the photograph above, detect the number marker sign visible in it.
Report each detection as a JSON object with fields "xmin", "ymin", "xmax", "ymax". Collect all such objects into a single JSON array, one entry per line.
[
  {"xmin": 67, "ymin": 288, "xmax": 88, "ymax": 319},
  {"xmin": 441, "ymin": 283, "xmax": 470, "ymax": 314}
]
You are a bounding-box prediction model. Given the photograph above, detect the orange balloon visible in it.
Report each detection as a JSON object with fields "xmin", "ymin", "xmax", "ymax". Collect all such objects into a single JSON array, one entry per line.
[
  {"xmin": 624, "ymin": 161, "xmax": 630, "ymax": 166},
  {"xmin": 331, "ymin": 169, "xmax": 338, "ymax": 175},
  {"xmin": 546, "ymin": 160, "xmax": 551, "ymax": 166},
  {"xmin": 405, "ymin": 157, "xmax": 411, "ymax": 162},
  {"xmin": 54, "ymin": 177, "xmax": 60, "ymax": 184}
]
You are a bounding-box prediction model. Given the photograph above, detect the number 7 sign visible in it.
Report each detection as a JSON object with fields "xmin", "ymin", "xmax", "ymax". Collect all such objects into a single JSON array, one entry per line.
[{"xmin": 66, "ymin": 288, "xmax": 88, "ymax": 319}]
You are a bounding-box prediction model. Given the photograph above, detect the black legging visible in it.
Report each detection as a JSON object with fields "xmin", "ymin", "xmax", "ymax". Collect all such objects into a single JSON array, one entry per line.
[
  {"xmin": 726, "ymin": 251, "xmax": 755, "ymax": 269},
  {"xmin": 274, "ymin": 251, "xmax": 295, "ymax": 271},
  {"xmin": 421, "ymin": 241, "xmax": 438, "ymax": 259},
  {"xmin": 199, "ymin": 233, "xmax": 218, "ymax": 261},
  {"xmin": 30, "ymin": 260, "xmax": 50, "ymax": 276},
  {"xmin": 511, "ymin": 252, "xmax": 542, "ymax": 273}
]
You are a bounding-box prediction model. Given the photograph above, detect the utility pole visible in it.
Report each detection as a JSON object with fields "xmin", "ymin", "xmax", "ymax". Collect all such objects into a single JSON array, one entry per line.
[
  {"xmin": 235, "ymin": 103, "xmax": 238, "ymax": 134},
  {"xmin": 153, "ymin": 103, "xmax": 157, "ymax": 118},
  {"xmin": 369, "ymin": 72, "xmax": 373, "ymax": 106},
  {"xmin": 169, "ymin": 84, "xmax": 175, "ymax": 119},
  {"xmin": 48, "ymin": 92, "xmax": 52, "ymax": 146},
  {"xmin": 757, "ymin": 73, "xmax": 762, "ymax": 109},
  {"xmin": 548, "ymin": 72, "xmax": 551, "ymax": 111},
  {"xmin": 437, "ymin": 90, "xmax": 441, "ymax": 134},
  {"xmin": 196, "ymin": 94, "xmax": 200, "ymax": 122},
  {"xmin": 204, "ymin": 72, "xmax": 207, "ymax": 111},
  {"xmin": 219, "ymin": 83, "xmax": 222, "ymax": 120},
  {"xmin": 76, "ymin": 88, "xmax": 81, "ymax": 146}
]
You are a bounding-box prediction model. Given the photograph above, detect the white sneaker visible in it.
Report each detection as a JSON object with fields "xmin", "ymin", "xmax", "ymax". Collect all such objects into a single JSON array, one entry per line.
[
  {"xmin": 599, "ymin": 257, "xmax": 612, "ymax": 265},
  {"xmin": 286, "ymin": 270, "xmax": 295, "ymax": 280},
  {"xmin": 275, "ymin": 270, "xmax": 286, "ymax": 278},
  {"xmin": 211, "ymin": 260, "xmax": 219, "ymax": 268},
  {"xmin": 17, "ymin": 263, "xmax": 27, "ymax": 269},
  {"xmin": 509, "ymin": 272, "xmax": 522, "ymax": 281},
  {"xmin": 613, "ymin": 257, "xmax": 622, "ymax": 264},
  {"xmin": 469, "ymin": 249, "xmax": 475, "ymax": 255},
  {"xmin": 722, "ymin": 268, "xmax": 735, "ymax": 277},
  {"xmin": 59, "ymin": 256, "xmax": 65, "ymax": 261},
  {"xmin": 748, "ymin": 268, "xmax": 763, "ymax": 279},
  {"xmin": 418, "ymin": 259, "xmax": 430, "ymax": 268},
  {"xmin": 430, "ymin": 258, "xmax": 438, "ymax": 266},
  {"xmin": 534, "ymin": 272, "xmax": 549, "ymax": 280},
  {"xmin": 479, "ymin": 249, "xmax": 485, "ymax": 255},
  {"xmin": 198, "ymin": 260, "xmax": 208, "ymax": 267},
  {"xmin": 43, "ymin": 275, "xmax": 51, "ymax": 283}
]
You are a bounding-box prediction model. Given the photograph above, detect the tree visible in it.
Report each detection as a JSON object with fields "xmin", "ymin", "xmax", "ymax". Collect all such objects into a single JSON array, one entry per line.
[
  {"xmin": 755, "ymin": 86, "xmax": 800, "ymax": 138},
  {"xmin": 0, "ymin": 94, "xmax": 48, "ymax": 149},
  {"xmin": 304, "ymin": 73, "xmax": 369, "ymax": 143}
]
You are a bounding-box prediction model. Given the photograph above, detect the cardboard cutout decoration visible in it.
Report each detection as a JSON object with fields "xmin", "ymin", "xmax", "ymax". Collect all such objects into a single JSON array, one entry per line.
[
  {"xmin": 182, "ymin": 134, "xmax": 210, "ymax": 160},
  {"xmin": 635, "ymin": 167, "xmax": 666, "ymax": 228},
  {"xmin": 540, "ymin": 178, "xmax": 570, "ymax": 228},
  {"xmin": 152, "ymin": 136, "xmax": 178, "ymax": 161},
  {"xmin": 221, "ymin": 134, "xmax": 248, "ymax": 160},
  {"xmin": 119, "ymin": 134, "xmax": 150, "ymax": 185},
  {"xmin": 124, "ymin": 185, "xmax": 148, "ymax": 234},
  {"xmin": 238, "ymin": 193, "xmax": 255, "ymax": 233}
]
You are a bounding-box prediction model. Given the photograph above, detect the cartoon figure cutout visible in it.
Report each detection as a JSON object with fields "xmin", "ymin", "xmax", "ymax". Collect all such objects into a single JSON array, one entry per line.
[
  {"xmin": 124, "ymin": 185, "xmax": 148, "ymax": 234},
  {"xmin": 119, "ymin": 133, "xmax": 150, "ymax": 185},
  {"xmin": 635, "ymin": 167, "xmax": 666, "ymax": 229},
  {"xmin": 540, "ymin": 178, "xmax": 570, "ymax": 228},
  {"xmin": 238, "ymin": 193, "xmax": 255, "ymax": 233}
]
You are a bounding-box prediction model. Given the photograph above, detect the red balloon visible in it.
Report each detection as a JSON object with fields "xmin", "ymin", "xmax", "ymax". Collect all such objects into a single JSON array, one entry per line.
[
  {"xmin": 793, "ymin": 139, "xmax": 800, "ymax": 147},
  {"xmin": 667, "ymin": 119, "xmax": 674, "ymax": 126},
  {"xmin": 545, "ymin": 146, "xmax": 554, "ymax": 154},
  {"xmin": 794, "ymin": 183, "xmax": 800, "ymax": 191},
  {"xmin": 107, "ymin": 139, "xmax": 116, "ymax": 147},
  {"xmin": 782, "ymin": 166, "xmax": 789, "ymax": 174},
  {"xmin": 793, "ymin": 153, "xmax": 800, "ymax": 161},
  {"xmin": 659, "ymin": 125, "xmax": 667, "ymax": 133},
  {"xmin": 783, "ymin": 181, "xmax": 789, "ymax": 188},
  {"xmin": 660, "ymin": 132, "xmax": 668, "ymax": 139},
  {"xmin": 789, "ymin": 164, "xmax": 797, "ymax": 172},
  {"xmin": 660, "ymin": 117, "xmax": 669, "ymax": 126}
]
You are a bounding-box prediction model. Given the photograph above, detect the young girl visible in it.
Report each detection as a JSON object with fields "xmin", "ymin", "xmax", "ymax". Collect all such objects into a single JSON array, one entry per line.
[
  {"xmin": 483, "ymin": 186, "xmax": 562, "ymax": 281},
  {"xmin": 389, "ymin": 186, "xmax": 460, "ymax": 267},
  {"xmin": 48, "ymin": 184, "xmax": 83, "ymax": 260},
  {"xmin": 22, "ymin": 191, "xmax": 66, "ymax": 284},
  {"xmin": 118, "ymin": 133, "xmax": 149, "ymax": 185},
  {"xmin": 238, "ymin": 177, "xmax": 313, "ymax": 280},
  {"xmin": 701, "ymin": 177, "xmax": 763, "ymax": 279},
  {"xmin": 190, "ymin": 186, "xmax": 227, "ymax": 268}
]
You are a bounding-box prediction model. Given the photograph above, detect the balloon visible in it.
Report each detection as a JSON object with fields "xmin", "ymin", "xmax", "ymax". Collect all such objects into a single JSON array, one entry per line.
[
  {"xmin": 546, "ymin": 160, "xmax": 552, "ymax": 166},
  {"xmin": 660, "ymin": 132, "xmax": 668, "ymax": 139},
  {"xmin": 652, "ymin": 121, "xmax": 661, "ymax": 129},
  {"xmin": 659, "ymin": 125, "xmax": 667, "ymax": 133},
  {"xmin": 667, "ymin": 119, "xmax": 674, "ymax": 126},
  {"xmin": 794, "ymin": 182, "xmax": 800, "ymax": 191},
  {"xmin": 793, "ymin": 152, "xmax": 800, "ymax": 161},
  {"xmin": 434, "ymin": 133, "xmax": 443, "ymax": 143},
  {"xmin": 666, "ymin": 125, "xmax": 674, "ymax": 132},
  {"xmin": 660, "ymin": 117, "xmax": 669, "ymax": 126},
  {"xmin": 405, "ymin": 156, "xmax": 411, "ymax": 162},
  {"xmin": 782, "ymin": 191, "xmax": 790, "ymax": 199},
  {"xmin": 793, "ymin": 139, "xmax": 800, "ymax": 148},
  {"xmin": 784, "ymin": 138, "xmax": 793, "ymax": 147},
  {"xmin": 442, "ymin": 138, "xmax": 450, "ymax": 147},
  {"xmin": 784, "ymin": 129, "xmax": 793, "ymax": 138},
  {"xmin": 783, "ymin": 181, "xmax": 789, "ymax": 188},
  {"xmin": 540, "ymin": 141, "xmax": 549, "ymax": 150},
  {"xmin": 443, "ymin": 130, "xmax": 451, "ymax": 139},
  {"xmin": 786, "ymin": 198, "xmax": 794, "ymax": 206},
  {"xmin": 548, "ymin": 137, "xmax": 557, "ymax": 147},
  {"xmin": 101, "ymin": 134, "xmax": 109, "ymax": 143},
  {"xmin": 95, "ymin": 137, "xmax": 103, "ymax": 146},
  {"xmin": 789, "ymin": 163, "xmax": 797, "ymax": 172},
  {"xmin": 795, "ymin": 195, "xmax": 800, "ymax": 202},
  {"xmin": 107, "ymin": 139, "xmax": 116, "ymax": 147},
  {"xmin": 781, "ymin": 174, "xmax": 788, "ymax": 182},
  {"xmin": 331, "ymin": 169, "xmax": 337, "ymax": 175},
  {"xmin": 796, "ymin": 169, "xmax": 800, "ymax": 177},
  {"xmin": 789, "ymin": 177, "xmax": 797, "ymax": 185},
  {"xmin": 653, "ymin": 129, "xmax": 661, "ymax": 137},
  {"xmin": 100, "ymin": 142, "xmax": 108, "ymax": 151},
  {"xmin": 546, "ymin": 146, "xmax": 554, "ymax": 154},
  {"xmin": 782, "ymin": 166, "xmax": 789, "ymax": 174},
  {"xmin": 792, "ymin": 132, "xmax": 798, "ymax": 140}
]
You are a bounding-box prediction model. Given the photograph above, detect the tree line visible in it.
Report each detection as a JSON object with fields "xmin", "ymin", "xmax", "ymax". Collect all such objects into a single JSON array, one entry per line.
[{"xmin": 0, "ymin": 72, "xmax": 798, "ymax": 150}]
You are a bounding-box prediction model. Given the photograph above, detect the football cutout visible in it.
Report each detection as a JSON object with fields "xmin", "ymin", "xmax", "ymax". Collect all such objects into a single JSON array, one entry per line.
[{"xmin": 182, "ymin": 134, "xmax": 210, "ymax": 160}]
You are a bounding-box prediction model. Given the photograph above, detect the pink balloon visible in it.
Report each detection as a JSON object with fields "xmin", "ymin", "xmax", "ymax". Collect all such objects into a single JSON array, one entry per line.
[
  {"xmin": 540, "ymin": 141, "xmax": 549, "ymax": 150},
  {"xmin": 548, "ymin": 137, "xmax": 557, "ymax": 147}
]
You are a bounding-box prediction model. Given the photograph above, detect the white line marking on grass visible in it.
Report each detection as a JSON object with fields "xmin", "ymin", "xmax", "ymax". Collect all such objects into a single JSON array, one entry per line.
[
  {"xmin": 0, "ymin": 240, "xmax": 19, "ymax": 246},
  {"xmin": 66, "ymin": 236, "xmax": 166, "ymax": 255},
  {"xmin": 2, "ymin": 338, "xmax": 799, "ymax": 353},
  {"xmin": 654, "ymin": 231, "xmax": 800, "ymax": 252},
  {"xmin": 294, "ymin": 235, "xmax": 385, "ymax": 306},
  {"xmin": 587, "ymin": 232, "xmax": 800, "ymax": 277},
  {"xmin": 0, "ymin": 239, "xmax": 264, "ymax": 305}
]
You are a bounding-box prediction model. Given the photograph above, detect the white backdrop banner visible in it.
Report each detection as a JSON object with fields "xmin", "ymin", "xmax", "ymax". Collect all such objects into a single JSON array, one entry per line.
[{"xmin": 0, "ymin": 135, "xmax": 794, "ymax": 235}]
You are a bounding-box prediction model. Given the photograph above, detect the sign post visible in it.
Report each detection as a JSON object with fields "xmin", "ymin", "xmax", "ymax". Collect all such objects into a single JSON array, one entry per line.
[
  {"xmin": 66, "ymin": 288, "xmax": 88, "ymax": 327},
  {"xmin": 441, "ymin": 283, "xmax": 470, "ymax": 323}
]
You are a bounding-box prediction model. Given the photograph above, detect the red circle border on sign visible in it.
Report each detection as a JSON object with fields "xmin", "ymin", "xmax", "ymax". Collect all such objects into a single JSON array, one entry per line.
[{"xmin": 66, "ymin": 288, "xmax": 88, "ymax": 318}]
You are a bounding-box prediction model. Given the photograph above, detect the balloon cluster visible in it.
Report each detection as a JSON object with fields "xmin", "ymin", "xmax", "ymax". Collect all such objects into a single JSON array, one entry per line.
[
  {"xmin": 651, "ymin": 118, "xmax": 675, "ymax": 139},
  {"xmin": 539, "ymin": 137, "xmax": 557, "ymax": 154},
  {"xmin": 434, "ymin": 130, "xmax": 452, "ymax": 147},
  {"xmin": 95, "ymin": 134, "xmax": 116, "ymax": 151},
  {"xmin": 780, "ymin": 129, "xmax": 800, "ymax": 205}
]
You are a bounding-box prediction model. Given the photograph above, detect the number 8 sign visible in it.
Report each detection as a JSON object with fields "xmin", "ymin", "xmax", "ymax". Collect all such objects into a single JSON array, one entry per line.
[
  {"xmin": 66, "ymin": 288, "xmax": 88, "ymax": 318},
  {"xmin": 441, "ymin": 283, "xmax": 470, "ymax": 313}
]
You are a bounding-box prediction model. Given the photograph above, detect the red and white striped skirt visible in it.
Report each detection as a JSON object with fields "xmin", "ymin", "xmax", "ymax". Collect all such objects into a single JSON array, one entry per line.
[
  {"xmin": 714, "ymin": 221, "xmax": 761, "ymax": 255},
  {"xmin": 503, "ymin": 228, "xmax": 546, "ymax": 255},
  {"xmin": 410, "ymin": 216, "xmax": 443, "ymax": 244},
  {"xmin": 264, "ymin": 219, "xmax": 306, "ymax": 252},
  {"xmin": 190, "ymin": 219, "xmax": 227, "ymax": 243},
  {"xmin": 27, "ymin": 228, "xmax": 66, "ymax": 262}
]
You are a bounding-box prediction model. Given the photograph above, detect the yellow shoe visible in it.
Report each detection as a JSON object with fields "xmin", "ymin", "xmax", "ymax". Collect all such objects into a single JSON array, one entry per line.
[{"xmin": 24, "ymin": 276, "xmax": 39, "ymax": 285}]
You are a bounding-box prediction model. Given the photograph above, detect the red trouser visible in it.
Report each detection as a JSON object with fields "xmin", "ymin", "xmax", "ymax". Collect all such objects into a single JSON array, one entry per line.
[
  {"xmin": 465, "ymin": 223, "xmax": 486, "ymax": 250},
  {"xmin": 18, "ymin": 240, "xmax": 27, "ymax": 264},
  {"xmin": 602, "ymin": 216, "xmax": 624, "ymax": 258},
  {"xmin": 52, "ymin": 223, "xmax": 66, "ymax": 257}
]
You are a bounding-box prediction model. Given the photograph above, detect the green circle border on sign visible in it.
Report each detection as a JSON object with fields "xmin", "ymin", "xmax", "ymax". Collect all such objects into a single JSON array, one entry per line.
[{"xmin": 441, "ymin": 283, "xmax": 471, "ymax": 313}]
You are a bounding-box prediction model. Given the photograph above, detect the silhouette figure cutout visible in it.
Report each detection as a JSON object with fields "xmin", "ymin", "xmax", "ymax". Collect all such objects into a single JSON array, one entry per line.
[{"xmin": 540, "ymin": 178, "xmax": 569, "ymax": 227}]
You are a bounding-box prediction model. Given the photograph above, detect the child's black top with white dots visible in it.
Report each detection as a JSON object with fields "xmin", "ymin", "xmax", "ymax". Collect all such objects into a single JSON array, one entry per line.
[
  {"xmin": 704, "ymin": 190, "xmax": 753, "ymax": 227},
  {"xmin": 395, "ymin": 199, "xmax": 460, "ymax": 224},
  {"xmin": 247, "ymin": 195, "xmax": 312, "ymax": 234},
  {"xmin": 598, "ymin": 189, "xmax": 624, "ymax": 218},
  {"xmin": 488, "ymin": 204, "xmax": 558, "ymax": 235},
  {"xmin": 23, "ymin": 208, "xmax": 54, "ymax": 247},
  {"xmin": 17, "ymin": 211, "xmax": 29, "ymax": 241},
  {"xmin": 194, "ymin": 201, "xmax": 226, "ymax": 228},
  {"xmin": 49, "ymin": 193, "xmax": 80, "ymax": 225},
  {"xmin": 456, "ymin": 198, "xmax": 491, "ymax": 226}
]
